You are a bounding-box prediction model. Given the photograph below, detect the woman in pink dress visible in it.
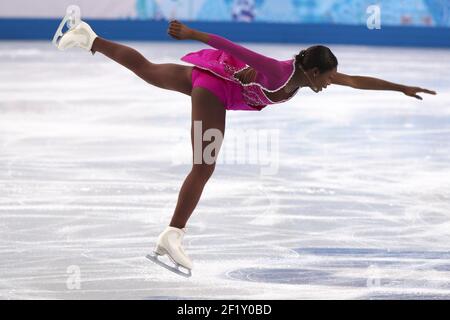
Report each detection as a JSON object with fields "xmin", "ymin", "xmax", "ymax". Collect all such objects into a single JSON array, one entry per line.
[{"xmin": 55, "ymin": 18, "xmax": 436, "ymax": 275}]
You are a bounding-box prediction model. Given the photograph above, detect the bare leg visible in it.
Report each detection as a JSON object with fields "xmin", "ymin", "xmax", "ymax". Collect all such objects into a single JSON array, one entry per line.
[
  {"xmin": 169, "ymin": 87, "xmax": 226, "ymax": 229},
  {"xmin": 91, "ymin": 37, "xmax": 193, "ymax": 96},
  {"xmin": 90, "ymin": 38, "xmax": 226, "ymax": 228}
]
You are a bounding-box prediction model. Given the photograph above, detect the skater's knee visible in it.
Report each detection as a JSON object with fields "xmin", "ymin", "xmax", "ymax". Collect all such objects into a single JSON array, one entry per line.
[{"xmin": 190, "ymin": 163, "xmax": 216, "ymax": 182}]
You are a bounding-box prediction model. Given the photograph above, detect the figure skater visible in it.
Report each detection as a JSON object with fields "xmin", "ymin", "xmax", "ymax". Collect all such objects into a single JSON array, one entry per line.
[{"xmin": 54, "ymin": 17, "xmax": 436, "ymax": 276}]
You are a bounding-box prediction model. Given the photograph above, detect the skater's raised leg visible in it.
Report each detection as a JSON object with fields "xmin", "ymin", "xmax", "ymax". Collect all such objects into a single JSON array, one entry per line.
[
  {"xmin": 91, "ymin": 37, "xmax": 193, "ymax": 96},
  {"xmin": 169, "ymin": 87, "xmax": 226, "ymax": 229},
  {"xmin": 55, "ymin": 19, "xmax": 193, "ymax": 96}
]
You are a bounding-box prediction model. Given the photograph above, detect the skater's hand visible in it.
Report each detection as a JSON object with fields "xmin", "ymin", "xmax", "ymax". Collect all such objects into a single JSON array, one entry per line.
[
  {"xmin": 402, "ymin": 86, "xmax": 436, "ymax": 100},
  {"xmin": 167, "ymin": 20, "xmax": 194, "ymax": 40}
]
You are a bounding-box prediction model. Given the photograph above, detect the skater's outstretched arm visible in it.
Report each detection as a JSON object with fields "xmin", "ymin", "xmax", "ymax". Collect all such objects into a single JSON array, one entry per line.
[
  {"xmin": 167, "ymin": 20, "xmax": 284, "ymax": 79},
  {"xmin": 332, "ymin": 72, "xmax": 437, "ymax": 100}
]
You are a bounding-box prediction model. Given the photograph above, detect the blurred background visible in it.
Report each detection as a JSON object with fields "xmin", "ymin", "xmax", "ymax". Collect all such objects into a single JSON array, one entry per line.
[{"xmin": 1, "ymin": 0, "xmax": 449, "ymax": 46}]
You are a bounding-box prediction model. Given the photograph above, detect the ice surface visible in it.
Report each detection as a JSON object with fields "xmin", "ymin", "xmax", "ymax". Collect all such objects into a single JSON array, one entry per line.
[{"xmin": 0, "ymin": 40, "xmax": 449, "ymax": 299}]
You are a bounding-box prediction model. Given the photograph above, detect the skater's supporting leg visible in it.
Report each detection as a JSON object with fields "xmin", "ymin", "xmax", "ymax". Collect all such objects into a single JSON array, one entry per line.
[
  {"xmin": 169, "ymin": 87, "xmax": 226, "ymax": 229},
  {"xmin": 91, "ymin": 37, "xmax": 193, "ymax": 95}
]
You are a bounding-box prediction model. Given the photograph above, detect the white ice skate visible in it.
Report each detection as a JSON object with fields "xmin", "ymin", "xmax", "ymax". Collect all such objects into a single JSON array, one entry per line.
[
  {"xmin": 146, "ymin": 226, "xmax": 193, "ymax": 277},
  {"xmin": 52, "ymin": 5, "xmax": 97, "ymax": 52}
]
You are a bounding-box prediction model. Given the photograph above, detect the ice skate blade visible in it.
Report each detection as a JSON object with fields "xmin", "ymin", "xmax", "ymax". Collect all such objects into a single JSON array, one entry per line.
[
  {"xmin": 52, "ymin": 5, "xmax": 81, "ymax": 50},
  {"xmin": 146, "ymin": 254, "xmax": 192, "ymax": 278}
]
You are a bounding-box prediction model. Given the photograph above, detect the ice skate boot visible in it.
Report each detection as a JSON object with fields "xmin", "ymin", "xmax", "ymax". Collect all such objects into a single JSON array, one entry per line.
[
  {"xmin": 146, "ymin": 226, "xmax": 193, "ymax": 277},
  {"xmin": 52, "ymin": 5, "xmax": 97, "ymax": 52}
]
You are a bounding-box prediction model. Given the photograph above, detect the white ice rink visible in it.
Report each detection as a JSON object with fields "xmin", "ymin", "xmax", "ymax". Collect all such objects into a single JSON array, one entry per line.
[{"xmin": 0, "ymin": 40, "xmax": 449, "ymax": 299}]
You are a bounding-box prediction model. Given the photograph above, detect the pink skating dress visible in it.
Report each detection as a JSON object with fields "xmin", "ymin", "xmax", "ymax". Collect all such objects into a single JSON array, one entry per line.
[{"xmin": 181, "ymin": 34, "xmax": 300, "ymax": 111}]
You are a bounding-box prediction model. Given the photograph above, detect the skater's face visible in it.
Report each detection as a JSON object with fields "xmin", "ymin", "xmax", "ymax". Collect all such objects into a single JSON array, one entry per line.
[
  {"xmin": 297, "ymin": 45, "xmax": 338, "ymax": 92},
  {"xmin": 310, "ymin": 67, "xmax": 337, "ymax": 92}
]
